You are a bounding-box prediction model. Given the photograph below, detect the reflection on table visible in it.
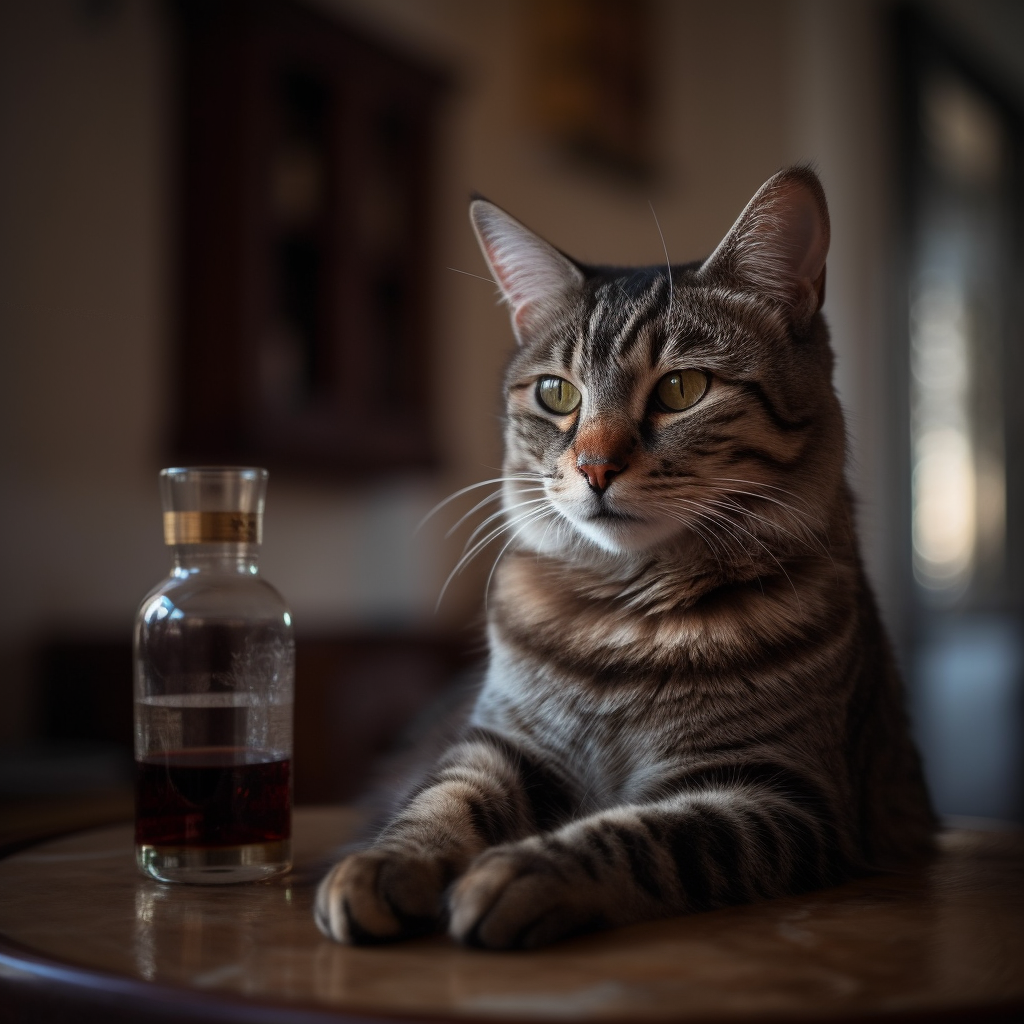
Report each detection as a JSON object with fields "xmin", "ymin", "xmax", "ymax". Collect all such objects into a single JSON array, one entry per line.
[{"xmin": 1, "ymin": 808, "xmax": 1022, "ymax": 1021}]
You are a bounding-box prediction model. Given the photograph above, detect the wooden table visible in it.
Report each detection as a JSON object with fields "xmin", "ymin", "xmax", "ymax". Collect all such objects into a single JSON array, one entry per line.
[{"xmin": 0, "ymin": 808, "xmax": 1022, "ymax": 1023}]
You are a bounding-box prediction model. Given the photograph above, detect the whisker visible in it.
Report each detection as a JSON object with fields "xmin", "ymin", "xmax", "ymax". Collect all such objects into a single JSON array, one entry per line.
[
  {"xmin": 649, "ymin": 200, "xmax": 673, "ymax": 326},
  {"xmin": 667, "ymin": 513, "xmax": 727, "ymax": 576},
  {"xmin": 446, "ymin": 266, "xmax": 498, "ymax": 285},
  {"xmin": 463, "ymin": 497, "xmax": 549, "ymax": 550},
  {"xmin": 679, "ymin": 501, "xmax": 801, "ymax": 611},
  {"xmin": 699, "ymin": 482, "xmax": 816, "ymax": 523},
  {"xmin": 712, "ymin": 492, "xmax": 835, "ymax": 572},
  {"xmin": 698, "ymin": 478, "xmax": 837, "ymax": 576},
  {"xmin": 670, "ymin": 501, "xmax": 767, "ymax": 596},
  {"xmin": 444, "ymin": 500, "xmax": 552, "ymax": 594},
  {"xmin": 653, "ymin": 502, "xmax": 743, "ymax": 569},
  {"xmin": 697, "ymin": 495, "xmax": 809, "ymax": 547},
  {"xmin": 681, "ymin": 477, "xmax": 830, "ymax": 550},
  {"xmin": 639, "ymin": 495, "xmax": 742, "ymax": 570},
  {"xmin": 417, "ymin": 475, "xmax": 543, "ymax": 532},
  {"xmin": 536, "ymin": 507, "xmax": 560, "ymax": 556},
  {"xmin": 709, "ymin": 477, "xmax": 819, "ymax": 515},
  {"xmin": 444, "ymin": 490, "xmax": 503, "ymax": 539},
  {"xmin": 710, "ymin": 483, "xmax": 816, "ymax": 519},
  {"xmin": 454, "ymin": 518, "xmax": 521, "ymax": 577},
  {"xmin": 445, "ymin": 487, "xmax": 546, "ymax": 540},
  {"xmin": 436, "ymin": 504, "xmax": 553, "ymax": 611},
  {"xmin": 660, "ymin": 504, "xmax": 765, "ymax": 596},
  {"xmin": 435, "ymin": 530, "xmax": 508, "ymax": 612},
  {"xmin": 483, "ymin": 508, "xmax": 558, "ymax": 610}
]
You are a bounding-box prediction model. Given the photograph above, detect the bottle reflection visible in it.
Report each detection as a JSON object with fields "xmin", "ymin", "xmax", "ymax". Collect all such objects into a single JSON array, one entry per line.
[{"xmin": 132, "ymin": 880, "xmax": 296, "ymax": 992}]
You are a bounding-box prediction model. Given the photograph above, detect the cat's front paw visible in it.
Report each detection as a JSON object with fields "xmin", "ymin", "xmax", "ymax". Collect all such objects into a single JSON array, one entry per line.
[
  {"xmin": 448, "ymin": 844, "xmax": 602, "ymax": 950},
  {"xmin": 315, "ymin": 850, "xmax": 447, "ymax": 944}
]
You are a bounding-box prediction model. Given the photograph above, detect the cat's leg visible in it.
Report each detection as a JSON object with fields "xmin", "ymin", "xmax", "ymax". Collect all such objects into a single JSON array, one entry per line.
[
  {"xmin": 448, "ymin": 776, "xmax": 848, "ymax": 949},
  {"xmin": 315, "ymin": 729, "xmax": 578, "ymax": 944}
]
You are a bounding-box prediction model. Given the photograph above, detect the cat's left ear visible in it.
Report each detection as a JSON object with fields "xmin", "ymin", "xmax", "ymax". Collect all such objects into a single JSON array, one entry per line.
[
  {"xmin": 699, "ymin": 166, "xmax": 830, "ymax": 326},
  {"xmin": 470, "ymin": 198, "xmax": 585, "ymax": 344}
]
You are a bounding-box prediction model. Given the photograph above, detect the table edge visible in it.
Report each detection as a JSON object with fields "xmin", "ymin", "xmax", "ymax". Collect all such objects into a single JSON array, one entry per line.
[
  {"xmin": 3, "ymin": 930, "xmax": 1024, "ymax": 1024},
  {"xmin": 0, "ymin": 932, "xmax": 450, "ymax": 1024}
]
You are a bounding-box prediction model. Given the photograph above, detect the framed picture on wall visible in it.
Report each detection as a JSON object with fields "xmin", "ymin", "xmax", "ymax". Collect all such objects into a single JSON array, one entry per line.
[{"xmin": 524, "ymin": 0, "xmax": 654, "ymax": 180}]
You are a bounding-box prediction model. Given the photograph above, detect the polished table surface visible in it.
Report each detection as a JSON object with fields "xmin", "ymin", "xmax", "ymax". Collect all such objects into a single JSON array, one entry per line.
[{"xmin": 0, "ymin": 808, "xmax": 1022, "ymax": 1023}]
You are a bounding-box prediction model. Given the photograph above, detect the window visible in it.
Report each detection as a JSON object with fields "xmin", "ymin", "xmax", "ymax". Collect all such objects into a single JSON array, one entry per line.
[{"xmin": 896, "ymin": 8, "xmax": 1024, "ymax": 821}]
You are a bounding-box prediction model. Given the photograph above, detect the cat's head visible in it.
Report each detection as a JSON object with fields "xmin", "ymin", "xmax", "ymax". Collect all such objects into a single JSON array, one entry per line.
[{"xmin": 470, "ymin": 168, "xmax": 846, "ymax": 570}]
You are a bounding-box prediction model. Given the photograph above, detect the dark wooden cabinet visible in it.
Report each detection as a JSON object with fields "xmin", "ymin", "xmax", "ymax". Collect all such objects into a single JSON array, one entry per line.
[{"xmin": 171, "ymin": 0, "xmax": 447, "ymax": 477}]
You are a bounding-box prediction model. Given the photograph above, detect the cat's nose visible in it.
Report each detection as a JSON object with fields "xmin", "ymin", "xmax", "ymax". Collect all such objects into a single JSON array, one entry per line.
[{"xmin": 577, "ymin": 459, "xmax": 625, "ymax": 493}]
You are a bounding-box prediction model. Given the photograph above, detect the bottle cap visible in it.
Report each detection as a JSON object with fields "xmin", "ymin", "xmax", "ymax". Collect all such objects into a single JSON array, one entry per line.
[{"xmin": 159, "ymin": 467, "xmax": 267, "ymax": 546}]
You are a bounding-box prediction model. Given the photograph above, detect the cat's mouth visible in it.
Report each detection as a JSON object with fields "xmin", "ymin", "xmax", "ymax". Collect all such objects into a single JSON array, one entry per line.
[{"xmin": 586, "ymin": 507, "xmax": 640, "ymax": 522}]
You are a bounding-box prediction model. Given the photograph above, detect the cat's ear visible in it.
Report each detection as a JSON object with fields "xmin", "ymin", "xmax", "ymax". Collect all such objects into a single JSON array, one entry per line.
[
  {"xmin": 470, "ymin": 198, "xmax": 585, "ymax": 344},
  {"xmin": 699, "ymin": 167, "xmax": 830, "ymax": 325}
]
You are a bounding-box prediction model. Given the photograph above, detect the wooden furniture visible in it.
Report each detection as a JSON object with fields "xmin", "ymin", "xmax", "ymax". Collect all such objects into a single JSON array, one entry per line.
[
  {"xmin": 1, "ymin": 810, "xmax": 1022, "ymax": 1023},
  {"xmin": 28, "ymin": 633, "xmax": 470, "ymax": 806},
  {"xmin": 171, "ymin": 0, "xmax": 447, "ymax": 477}
]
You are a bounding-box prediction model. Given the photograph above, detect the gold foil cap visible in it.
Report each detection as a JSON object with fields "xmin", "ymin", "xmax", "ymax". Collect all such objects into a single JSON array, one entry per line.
[{"xmin": 163, "ymin": 511, "xmax": 262, "ymax": 545}]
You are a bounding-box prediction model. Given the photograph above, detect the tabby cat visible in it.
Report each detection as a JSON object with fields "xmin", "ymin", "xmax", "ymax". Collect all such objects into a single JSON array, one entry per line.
[{"xmin": 315, "ymin": 167, "xmax": 935, "ymax": 949}]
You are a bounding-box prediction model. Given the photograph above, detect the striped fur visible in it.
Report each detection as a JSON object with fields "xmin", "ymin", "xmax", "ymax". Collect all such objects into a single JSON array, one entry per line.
[{"xmin": 316, "ymin": 168, "xmax": 935, "ymax": 949}]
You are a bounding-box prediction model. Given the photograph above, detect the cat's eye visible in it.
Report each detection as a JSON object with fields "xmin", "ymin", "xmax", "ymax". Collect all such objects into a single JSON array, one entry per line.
[
  {"xmin": 654, "ymin": 370, "xmax": 708, "ymax": 412},
  {"xmin": 536, "ymin": 376, "xmax": 582, "ymax": 414}
]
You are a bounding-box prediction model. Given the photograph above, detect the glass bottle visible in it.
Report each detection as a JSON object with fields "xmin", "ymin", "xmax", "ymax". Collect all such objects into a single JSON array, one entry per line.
[{"xmin": 133, "ymin": 467, "xmax": 294, "ymax": 884}]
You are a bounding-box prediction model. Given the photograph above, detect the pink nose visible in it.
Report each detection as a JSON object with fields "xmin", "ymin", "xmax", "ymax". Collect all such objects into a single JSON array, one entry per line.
[{"xmin": 577, "ymin": 460, "xmax": 625, "ymax": 493}]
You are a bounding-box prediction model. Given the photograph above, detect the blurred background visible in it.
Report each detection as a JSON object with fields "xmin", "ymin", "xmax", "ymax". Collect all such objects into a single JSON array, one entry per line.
[{"xmin": 0, "ymin": 0, "xmax": 1022, "ymax": 844}]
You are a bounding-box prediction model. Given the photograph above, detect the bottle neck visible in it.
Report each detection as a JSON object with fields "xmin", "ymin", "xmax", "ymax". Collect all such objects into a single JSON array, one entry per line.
[{"xmin": 171, "ymin": 543, "xmax": 261, "ymax": 576}]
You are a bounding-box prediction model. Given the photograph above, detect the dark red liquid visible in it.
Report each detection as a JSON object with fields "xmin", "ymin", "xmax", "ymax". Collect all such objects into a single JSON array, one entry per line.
[{"xmin": 135, "ymin": 749, "xmax": 291, "ymax": 847}]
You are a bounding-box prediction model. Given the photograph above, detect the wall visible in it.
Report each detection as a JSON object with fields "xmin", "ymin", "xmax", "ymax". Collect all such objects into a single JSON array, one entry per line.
[{"xmin": 5, "ymin": 0, "xmax": 1015, "ymax": 747}]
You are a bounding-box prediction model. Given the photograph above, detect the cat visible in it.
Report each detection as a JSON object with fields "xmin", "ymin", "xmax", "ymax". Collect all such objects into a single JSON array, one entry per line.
[{"xmin": 315, "ymin": 166, "xmax": 936, "ymax": 950}]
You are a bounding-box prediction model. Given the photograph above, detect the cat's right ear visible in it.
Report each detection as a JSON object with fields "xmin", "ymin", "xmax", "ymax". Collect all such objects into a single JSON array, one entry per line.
[{"xmin": 470, "ymin": 198, "xmax": 584, "ymax": 344}]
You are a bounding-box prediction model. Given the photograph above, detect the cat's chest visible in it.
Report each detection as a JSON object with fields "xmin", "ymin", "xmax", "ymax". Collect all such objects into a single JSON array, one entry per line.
[
  {"xmin": 491, "ymin": 549, "xmax": 853, "ymax": 682},
  {"xmin": 474, "ymin": 642, "xmax": 730, "ymax": 805}
]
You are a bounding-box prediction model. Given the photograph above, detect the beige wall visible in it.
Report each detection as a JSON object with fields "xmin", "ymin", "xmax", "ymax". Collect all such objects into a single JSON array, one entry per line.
[{"xmin": 3, "ymin": 0, "xmax": 1013, "ymax": 743}]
